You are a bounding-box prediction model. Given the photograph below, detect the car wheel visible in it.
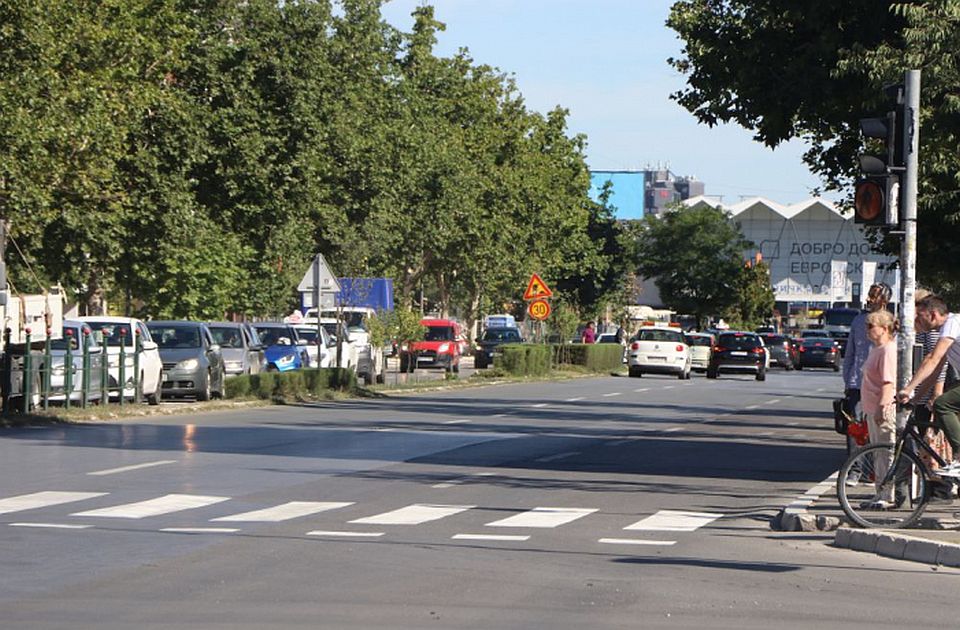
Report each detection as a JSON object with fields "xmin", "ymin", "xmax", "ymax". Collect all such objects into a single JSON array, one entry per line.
[
  {"xmin": 147, "ymin": 374, "xmax": 161, "ymax": 406},
  {"xmin": 628, "ymin": 366, "xmax": 641, "ymax": 378},
  {"xmin": 198, "ymin": 371, "xmax": 212, "ymax": 401},
  {"xmin": 756, "ymin": 367, "xmax": 766, "ymax": 381},
  {"xmin": 833, "ymin": 362, "xmax": 840, "ymax": 372},
  {"xmin": 706, "ymin": 368, "xmax": 718, "ymax": 379}
]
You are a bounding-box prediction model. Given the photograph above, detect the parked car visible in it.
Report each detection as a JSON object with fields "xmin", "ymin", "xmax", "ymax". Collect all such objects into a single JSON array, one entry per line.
[
  {"xmin": 760, "ymin": 333, "xmax": 798, "ymax": 370},
  {"xmin": 207, "ymin": 322, "xmax": 265, "ymax": 376},
  {"xmin": 251, "ymin": 323, "xmax": 310, "ymax": 372},
  {"xmin": 44, "ymin": 319, "xmax": 104, "ymax": 404},
  {"xmin": 294, "ymin": 324, "xmax": 335, "ymax": 369},
  {"xmin": 404, "ymin": 319, "xmax": 463, "ymax": 372},
  {"xmin": 706, "ymin": 331, "xmax": 767, "ymax": 381},
  {"xmin": 627, "ymin": 324, "xmax": 691, "ymax": 379},
  {"xmin": 684, "ymin": 332, "xmax": 714, "ymax": 372},
  {"xmin": 78, "ymin": 316, "xmax": 163, "ymax": 404},
  {"xmin": 797, "ymin": 336, "xmax": 841, "ymax": 371},
  {"xmin": 147, "ymin": 321, "xmax": 226, "ymax": 400},
  {"xmin": 474, "ymin": 327, "xmax": 523, "ymax": 369}
]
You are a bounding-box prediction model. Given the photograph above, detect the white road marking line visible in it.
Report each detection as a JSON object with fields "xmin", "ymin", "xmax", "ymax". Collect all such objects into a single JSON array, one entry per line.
[
  {"xmin": 493, "ymin": 413, "xmax": 508, "ymax": 418},
  {"xmin": 349, "ymin": 504, "xmax": 474, "ymax": 525},
  {"xmin": 72, "ymin": 494, "xmax": 229, "ymax": 519},
  {"xmin": 307, "ymin": 530, "xmax": 384, "ymax": 538},
  {"xmin": 212, "ymin": 501, "xmax": 354, "ymax": 522},
  {"xmin": 535, "ymin": 451, "xmax": 580, "ymax": 463},
  {"xmin": 452, "ymin": 534, "xmax": 530, "ymax": 542},
  {"xmin": 442, "ymin": 419, "xmax": 471, "ymax": 425},
  {"xmin": 431, "ymin": 472, "xmax": 495, "ymax": 489},
  {"xmin": 786, "ymin": 422, "xmax": 799, "ymax": 426},
  {"xmin": 565, "ymin": 397, "xmax": 585, "ymax": 402},
  {"xmin": 0, "ymin": 491, "xmax": 107, "ymax": 515},
  {"xmin": 634, "ymin": 388, "xmax": 650, "ymax": 393},
  {"xmin": 664, "ymin": 427, "xmax": 682, "ymax": 433},
  {"xmin": 598, "ymin": 538, "xmax": 676, "ymax": 546},
  {"xmin": 765, "ymin": 399, "xmax": 781, "ymax": 405},
  {"xmin": 486, "ymin": 507, "xmax": 597, "ymax": 528},
  {"xmin": 624, "ymin": 510, "xmax": 724, "ymax": 532},
  {"xmin": 744, "ymin": 405, "xmax": 759, "ymax": 410},
  {"xmin": 782, "ymin": 472, "xmax": 839, "ymax": 517},
  {"xmin": 662, "ymin": 386, "xmax": 675, "ymax": 390},
  {"xmin": 160, "ymin": 527, "xmax": 239, "ymax": 534},
  {"xmin": 87, "ymin": 460, "xmax": 177, "ymax": 476},
  {"xmin": 759, "ymin": 432, "xmax": 774, "ymax": 437},
  {"xmin": 603, "ymin": 392, "xmax": 622, "ymax": 397},
  {"xmin": 531, "ymin": 403, "xmax": 549, "ymax": 408},
  {"xmin": 9, "ymin": 522, "xmax": 92, "ymax": 530}
]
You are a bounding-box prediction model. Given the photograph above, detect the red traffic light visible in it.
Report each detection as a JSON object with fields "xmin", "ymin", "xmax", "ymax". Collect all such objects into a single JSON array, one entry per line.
[{"xmin": 854, "ymin": 179, "xmax": 884, "ymax": 223}]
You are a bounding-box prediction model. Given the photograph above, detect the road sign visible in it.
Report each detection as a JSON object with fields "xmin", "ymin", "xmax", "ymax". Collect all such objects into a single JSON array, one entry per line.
[
  {"xmin": 523, "ymin": 273, "xmax": 553, "ymax": 300},
  {"xmin": 298, "ymin": 253, "xmax": 340, "ymax": 293},
  {"xmin": 527, "ymin": 299, "xmax": 551, "ymax": 321}
]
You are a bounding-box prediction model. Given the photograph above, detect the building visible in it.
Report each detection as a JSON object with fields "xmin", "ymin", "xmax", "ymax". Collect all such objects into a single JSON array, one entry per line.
[
  {"xmin": 589, "ymin": 169, "xmax": 705, "ymax": 220},
  {"xmin": 684, "ymin": 196, "xmax": 898, "ymax": 314}
]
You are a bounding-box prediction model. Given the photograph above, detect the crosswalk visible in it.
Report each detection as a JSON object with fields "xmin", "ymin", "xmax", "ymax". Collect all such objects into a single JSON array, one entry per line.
[{"xmin": 0, "ymin": 490, "xmax": 724, "ymax": 547}]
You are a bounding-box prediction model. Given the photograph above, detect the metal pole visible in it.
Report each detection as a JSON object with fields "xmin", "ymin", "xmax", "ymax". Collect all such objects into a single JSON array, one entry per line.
[
  {"xmin": 100, "ymin": 331, "xmax": 109, "ymax": 404},
  {"xmin": 118, "ymin": 327, "xmax": 127, "ymax": 408},
  {"xmin": 22, "ymin": 329, "xmax": 32, "ymax": 414},
  {"xmin": 81, "ymin": 329, "xmax": 90, "ymax": 409},
  {"xmin": 133, "ymin": 329, "xmax": 141, "ymax": 403},
  {"xmin": 63, "ymin": 330, "xmax": 73, "ymax": 410},
  {"xmin": 42, "ymin": 331, "xmax": 51, "ymax": 411},
  {"xmin": 898, "ymin": 69, "xmax": 920, "ymax": 394}
]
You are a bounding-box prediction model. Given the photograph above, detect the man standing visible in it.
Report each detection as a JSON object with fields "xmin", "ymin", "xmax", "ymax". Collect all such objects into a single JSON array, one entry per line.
[{"xmin": 898, "ymin": 295, "xmax": 960, "ymax": 476}]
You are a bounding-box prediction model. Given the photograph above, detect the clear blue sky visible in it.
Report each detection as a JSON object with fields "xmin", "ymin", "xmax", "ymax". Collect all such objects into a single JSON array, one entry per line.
[{"xmin": 380, "ymin": 0, "xmax": 831, "ymax": 206}]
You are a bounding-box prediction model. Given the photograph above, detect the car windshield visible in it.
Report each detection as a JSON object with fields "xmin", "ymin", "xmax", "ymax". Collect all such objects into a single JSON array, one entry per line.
[
  {"xmin": 296, "ymin": 328, "xmax": 319, "ymax": 344},
  {"xmin": 51, "ymin": 326, "xmax": 83, "ymax": 351},
  {"xmin": 83, "ymin": 321, "xmax": 135, "ymax": 347},
  {"xmin": 823, "ymin": 309, "xmax": 858, "ymax": 327},
  {"xmin": 685, "ymin": 335, "xmax": 712, "ymax": 347},
  {"xmin": 320, "ymin": 311, "xmax": 367, "ymax": 332},
  {"xmin": 482, "ymin": 328, "xmax": 521, "ymax": 342},
  {"xmin": 637, "ymin": 329, "xmax": 683, "ymax": 343},
  {"xmin": 718, "ymin": 334, "xmax": 761, "ymax": 349},
  {"xmin": 149, "ymin": 325, "xmax": 202, "ymax": 349},
  {"xmin": 208, "ymin": 326, "xmax": 243, "ymax": 348},
  {"xmin": 254, "ymin": 326, "xmax": 295, "ymax": 346},
  {"xmin": 424, "ymin": 326, "xmax": 455, "ymax": 341}
]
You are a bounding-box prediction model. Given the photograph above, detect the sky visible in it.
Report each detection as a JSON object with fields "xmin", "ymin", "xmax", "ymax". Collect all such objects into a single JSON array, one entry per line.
[{"xmin": 379, "ymin": 0, "xmax": 833, "ymax": 209}]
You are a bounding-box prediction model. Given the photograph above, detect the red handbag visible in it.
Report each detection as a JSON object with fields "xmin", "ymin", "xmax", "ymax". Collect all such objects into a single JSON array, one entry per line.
[{"xmin": 847, "ymin": 418, "xmax": 870, "ymax": 446}]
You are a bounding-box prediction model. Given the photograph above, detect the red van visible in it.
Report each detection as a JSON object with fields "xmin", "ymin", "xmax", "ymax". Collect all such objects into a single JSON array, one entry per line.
[{"xmin": 401, "ymin": 318, "xmax": 463, "ymax": 373}]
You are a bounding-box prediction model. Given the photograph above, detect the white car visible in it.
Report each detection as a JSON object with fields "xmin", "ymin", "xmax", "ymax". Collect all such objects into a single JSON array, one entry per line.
[
  {"xmin": 683, "ymin": 332, "xmax": 715, "ymax": 372},
  {"xmin": 294, "ymin": 324, "xmax": 335, "ymax": 369},
  {"xmin": 78, "ymin": 316, "xmax": 163, "ymax": 404},
  {"xmin": 627, "ymin": 325, "xmax": 691, "ymax": 379}
]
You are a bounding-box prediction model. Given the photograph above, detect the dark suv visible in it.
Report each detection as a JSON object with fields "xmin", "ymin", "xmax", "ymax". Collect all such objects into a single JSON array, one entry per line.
[
  {"xmin": 707, "ymin": 331, "xmax": 767, "ymax": 381},
  {"xmin": 760, "ymin": 333, "xmax": 798, "ymax": 370},
  {"xmin": 474, "ymin": 327, "xmax": 523, "ymax": 369}
]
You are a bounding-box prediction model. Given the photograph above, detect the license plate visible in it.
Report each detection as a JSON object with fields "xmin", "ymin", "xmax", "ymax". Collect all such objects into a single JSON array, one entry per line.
[
  {"xmin": 731, "ymin": 351, "xmax": 747, "ymax": 356},
  {"xmin": 648, "ymin": 356, "xmax": 667, "ymax": 362}
]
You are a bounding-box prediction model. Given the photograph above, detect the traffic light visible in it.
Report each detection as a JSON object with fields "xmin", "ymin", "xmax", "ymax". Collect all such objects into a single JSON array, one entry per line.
[{"xmin": 854, "ymin": 83, "xmax": 904, "ymax": 227}]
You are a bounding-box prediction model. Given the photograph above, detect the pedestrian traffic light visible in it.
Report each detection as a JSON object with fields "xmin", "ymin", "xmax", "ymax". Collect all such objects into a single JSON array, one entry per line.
[{"xmin": 854, "ymin": 83, "xmax": 904, "ymax": 228}]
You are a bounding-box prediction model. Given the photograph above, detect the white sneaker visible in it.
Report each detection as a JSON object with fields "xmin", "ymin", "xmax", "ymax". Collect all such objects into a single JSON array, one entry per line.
[{"xmin": 938, "ymin": 461, "xmax": 960, "ymax": 478}]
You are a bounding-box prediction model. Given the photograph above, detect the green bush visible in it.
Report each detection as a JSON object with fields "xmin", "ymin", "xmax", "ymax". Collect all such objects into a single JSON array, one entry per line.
[
  {"xmin": 224, "ymin": 375, "xmax": 251, "ymax": 399},
  {"xmin": 496, "ymin": 344, "xmax": 552, "ymax": 376},
  {"xmin": 251, "ymin": 372, "xmax": 275, "ymax": 399},
  {"xmin": 275, "ymin": 370, "xmax": 304, "ymax": 400},
  {"xmin": 523, "ymin": 344, "xmax": 552, "ymax": 376},
  {"xmin": 558, "ymin": 343, "xmax": 623, "ymax": 372},
  {"xmin": 497, "ymin": 344, "xmax": 527, "ymax": 375}
]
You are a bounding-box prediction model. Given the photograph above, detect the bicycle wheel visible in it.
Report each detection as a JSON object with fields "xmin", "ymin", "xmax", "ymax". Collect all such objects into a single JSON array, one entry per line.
[{"xmin": 837, "ymin": 444, "xmax": 930, "ymax": 529}]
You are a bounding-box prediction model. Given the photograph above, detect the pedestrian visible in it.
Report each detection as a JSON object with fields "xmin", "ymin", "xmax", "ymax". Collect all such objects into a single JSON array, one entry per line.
[
  {"xmin": 898, "ymin": 294, "xmax": 960, "ymax": 477},
  {"xmin": 581, "ymin": 321, "xmax": 596, "ymax": 344},
  {"xmin": 842, "ymin": 282, "xmax": 892, "ymax": 450},
  {"xmin": 912, "ymin": 289, "xmax": 953, "ymax": 495},
  {"xmin": 860, "ymin": 308, "xmax": 898, "ymax": 507}
]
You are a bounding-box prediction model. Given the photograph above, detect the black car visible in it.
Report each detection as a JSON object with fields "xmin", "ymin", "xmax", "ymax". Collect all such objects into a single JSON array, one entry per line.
[
  {"xmin": 797, "ymin": 337, "xmax": 841, "ymax": 371},
  {"xmin": 706, "ymin": 331, "xmax": 767, "ymax": 381},
  {"xmin": 474, "ymin": 327, "xmax": 523, "ymax": 369},
  {"xmin": 761, "ymin": 333, "xmax": 798, "ymax": 370}
]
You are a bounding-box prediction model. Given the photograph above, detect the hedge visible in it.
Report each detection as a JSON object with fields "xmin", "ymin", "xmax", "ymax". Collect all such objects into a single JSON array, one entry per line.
[
  {"xmin": 224, "ymin": 368, "xmax": 357, "ymax": 401},
  {"xmin": 495, "ymin": 344, "xmax": 553, "ymax": 376},
  {"xmin": 557, "ymin": 343, "xmax": 624, "ymax": 372}
]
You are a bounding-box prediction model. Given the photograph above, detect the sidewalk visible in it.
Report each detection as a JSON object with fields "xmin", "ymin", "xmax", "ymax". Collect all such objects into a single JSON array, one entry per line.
[{"xmin": 774, "ymin": 474, "xmax": 960, "ymax": 567}]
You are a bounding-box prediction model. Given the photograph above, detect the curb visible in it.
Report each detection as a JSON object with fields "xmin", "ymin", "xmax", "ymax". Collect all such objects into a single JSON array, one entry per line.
[{"xmin": 833, "ymin": 527, "xmax": 960, "ymax": 566}]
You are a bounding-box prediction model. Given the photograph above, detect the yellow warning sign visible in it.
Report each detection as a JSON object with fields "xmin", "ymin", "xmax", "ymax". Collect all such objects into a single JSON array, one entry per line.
[{"xmin": 523, "ymin": 273, "xmax": 553, "ymax": 301}]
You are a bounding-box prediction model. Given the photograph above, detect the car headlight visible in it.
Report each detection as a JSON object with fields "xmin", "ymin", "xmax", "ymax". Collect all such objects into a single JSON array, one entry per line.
[
  {"xmin": 438, "ymin": 343, "xmax": 450, "ymax": 353},
  {"xmin": 276, "ymin": 354, "xmax": 296, "ymax": 366},
  {"xmin": 52, "ymin": 365, "xmax": 66, "ymax": 376},
  {"xmin": 177, "ymin": 358, "xmax": 199, "ymax": 371},
  {"xmin": 224, "ymin": 361, "xmax": 243, "ymax": 371}
]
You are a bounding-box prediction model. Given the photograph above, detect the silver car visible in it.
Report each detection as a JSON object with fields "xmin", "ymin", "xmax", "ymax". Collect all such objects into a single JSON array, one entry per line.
[
  {"xmin": 207, "ymin": 322, "xmax": 265, "ymax": 376},
  {"xmin": 44, "ymin": 319, "xmax": 105, "ymax": 404},
  {"xmin": 147, "ymin": 321, "xmax": 225, "ymax": 400}
]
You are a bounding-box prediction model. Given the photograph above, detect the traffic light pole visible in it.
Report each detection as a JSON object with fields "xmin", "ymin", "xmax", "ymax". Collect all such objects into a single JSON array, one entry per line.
[{"xmin": 899, "ymin": 69, "xmax": 921, "ymax": 394}]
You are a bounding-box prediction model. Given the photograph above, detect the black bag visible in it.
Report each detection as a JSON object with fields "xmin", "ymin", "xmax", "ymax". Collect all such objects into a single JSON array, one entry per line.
[{"xmin": 833, "ymin": 397, "xmax": 855, "ymax": 435}]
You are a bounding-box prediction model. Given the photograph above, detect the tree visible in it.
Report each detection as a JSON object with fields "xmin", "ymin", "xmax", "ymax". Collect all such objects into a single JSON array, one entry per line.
[
  {"xmin": 725, "ymin": 259, "xmax": 776, "ymax": 330},
  {"xmin": 667, "ymin": 0, "xmax": 960, "ymax": 303},
  {"xmin": 636, "ymin": 204, "xmax": 751, "ymax": 329}
]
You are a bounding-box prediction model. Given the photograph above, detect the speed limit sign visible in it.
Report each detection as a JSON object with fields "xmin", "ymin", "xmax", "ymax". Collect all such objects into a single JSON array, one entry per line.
[{"xmin": 527, "ymin": 299, "xmax": 551, "ymax": 321}]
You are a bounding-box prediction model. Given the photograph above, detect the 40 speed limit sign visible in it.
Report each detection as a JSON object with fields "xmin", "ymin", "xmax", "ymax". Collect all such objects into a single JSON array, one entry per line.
[{"xmin": 527, "ymin": 299, "xmax": 551, "ymax": 321}]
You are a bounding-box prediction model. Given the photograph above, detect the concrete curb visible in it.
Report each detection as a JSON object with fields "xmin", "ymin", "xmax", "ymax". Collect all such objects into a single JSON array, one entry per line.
[{"xmin": 833, "ymin": 527, "xmax": 960, "ymax": 566}]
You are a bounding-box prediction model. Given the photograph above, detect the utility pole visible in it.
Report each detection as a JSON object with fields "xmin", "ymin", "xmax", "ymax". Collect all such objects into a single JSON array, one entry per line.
[{"xmin": 899, "ymin": 70, "xmax": 921, "ymax": 393}]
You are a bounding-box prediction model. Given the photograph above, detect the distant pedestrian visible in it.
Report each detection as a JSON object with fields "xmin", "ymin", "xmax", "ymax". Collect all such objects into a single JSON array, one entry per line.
[
  {"xmin": 581, "ymin": 322, "xmax": 596, "ymax": 344},
  {"xmin": 842, "ymin": 283, "xmax": 892, "ymax": 450}
]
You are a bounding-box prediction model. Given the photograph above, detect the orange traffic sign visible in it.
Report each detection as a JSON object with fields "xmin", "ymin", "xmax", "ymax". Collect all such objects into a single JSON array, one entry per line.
[
  {"xmin": 527, "ymin": 299, "xmax": 551, "ymax": 321},
  {"xmin": 523, "ymin": 273, "xmax": 553, "ymax": 300}
]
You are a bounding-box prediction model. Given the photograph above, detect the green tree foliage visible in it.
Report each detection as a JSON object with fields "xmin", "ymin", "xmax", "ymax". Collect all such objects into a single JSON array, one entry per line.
[
  {"xmin": 636, "ymin": 204, "xmax": 752, "ymax": 329},
  {"xmin": 667, "ymin": 1, "xmax": 960, "ymax": 302},
  {"xmin": 724, "ymin": 259, "xmax": 776, "ymax": 330}
]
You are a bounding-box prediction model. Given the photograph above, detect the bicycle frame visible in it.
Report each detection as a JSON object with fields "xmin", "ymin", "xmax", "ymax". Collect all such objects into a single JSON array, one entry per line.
[{"xmin": 879, "ymin": 409, "xmax": 947, "ymax": 488}]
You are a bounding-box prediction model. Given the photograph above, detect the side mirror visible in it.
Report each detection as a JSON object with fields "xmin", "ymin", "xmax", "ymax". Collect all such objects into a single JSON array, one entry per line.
[{"xmin": 141, "ymin": 340, "xmax": 158, "ymax": 351}]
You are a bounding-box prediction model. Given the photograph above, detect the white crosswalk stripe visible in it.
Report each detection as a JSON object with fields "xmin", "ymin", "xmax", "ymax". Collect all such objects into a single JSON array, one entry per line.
[
  {"xmin": 0, "ymin": 491, "xmax": 107, "ymax": 515},
  {"xmin": 211, "ymin": 501, "xmax": 353, "ymax": 522},
  {"xmin": 72, "ymin": 494, "xmax": 229, "ymax": 519},
  {"xmin": 623, "ymin": 510, "xmax": 723, "ymax": 532},
  {"xmin": 349, "ymin": 504, "xmax": 474, "ymax": 525},
  {"xmin": 485, "ymin": 507, "xmax": 597, "ymax": 528}
]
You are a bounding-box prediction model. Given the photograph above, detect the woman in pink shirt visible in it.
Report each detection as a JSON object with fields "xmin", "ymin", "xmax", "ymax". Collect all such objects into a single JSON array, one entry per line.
[{"xmin": 860, "ymin": 309, "xmax": 898, "ymax": 506}]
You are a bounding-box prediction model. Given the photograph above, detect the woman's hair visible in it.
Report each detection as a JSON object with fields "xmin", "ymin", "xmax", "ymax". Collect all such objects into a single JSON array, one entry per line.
[
  {"xmin": 866, "ymin": 308, "xmax": 898, "ymax": 334},
  {"xmin": 867, "ymin": 282, "xmax": 893, "ymax": 305}
]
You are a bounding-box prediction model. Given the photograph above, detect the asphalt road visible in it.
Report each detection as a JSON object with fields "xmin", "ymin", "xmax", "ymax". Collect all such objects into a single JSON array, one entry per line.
[{"xmin": 0, "ymin": 368, "xmax": 957, "ymax": 629}]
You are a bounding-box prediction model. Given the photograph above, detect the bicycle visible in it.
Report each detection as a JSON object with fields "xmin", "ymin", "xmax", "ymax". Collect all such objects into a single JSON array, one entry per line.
[{"xmin": 836, "ymin": 403, "xmax": 953, "ymax": 528}]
